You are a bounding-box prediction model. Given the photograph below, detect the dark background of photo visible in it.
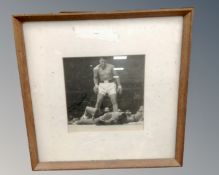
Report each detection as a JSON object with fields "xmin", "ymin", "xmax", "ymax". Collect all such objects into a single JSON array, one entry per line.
[
  {"xmin": 63, "ymin": 55, "xmax": 145, "ymax": 120},
  {"xmin": 0, "ymin": 0, "xmax": 218, "ymax": 175}
]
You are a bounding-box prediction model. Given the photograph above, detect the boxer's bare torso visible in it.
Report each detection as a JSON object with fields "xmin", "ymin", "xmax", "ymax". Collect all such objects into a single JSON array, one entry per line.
[{"xmin": 94, "ymin": 63, "xmax": 114, "ymax": 82}]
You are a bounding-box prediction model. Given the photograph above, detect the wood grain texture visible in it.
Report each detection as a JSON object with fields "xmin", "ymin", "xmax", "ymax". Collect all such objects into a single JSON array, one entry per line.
[
  {"xmin": 175, "ymin": 9, "xmax": 194, "ymax": 166},
  {"xmin": 34, "ymin": 159, "xmax": 180, "ymax": 171},
  {"xmin": 13, "ymin": 8, "xmax": 193, "ymax": 21},
  {"xmin": 12, "ymin": 8, "xmax": 194, "ymax": 170},
  {"xmin": 12, "ymin": 17, "xmax": 39, "ymax": 170}
]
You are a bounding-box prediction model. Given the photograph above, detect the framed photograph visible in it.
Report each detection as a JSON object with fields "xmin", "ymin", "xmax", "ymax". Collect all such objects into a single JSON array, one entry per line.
[{"xmin": 13, "ymin": 8, "xmax": 193, "ymax": 170}]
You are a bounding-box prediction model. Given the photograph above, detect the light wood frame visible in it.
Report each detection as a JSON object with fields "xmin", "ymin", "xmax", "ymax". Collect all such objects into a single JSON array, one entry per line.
[{"xmin": 12, "ymin": 8, "xmax": 194, "ymax": 170}]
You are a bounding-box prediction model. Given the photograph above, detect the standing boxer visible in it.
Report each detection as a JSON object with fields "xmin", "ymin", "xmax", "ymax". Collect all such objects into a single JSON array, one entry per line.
[{"xmin": 93, "ymin": 57, "xmax": 122, "ymax": 112}]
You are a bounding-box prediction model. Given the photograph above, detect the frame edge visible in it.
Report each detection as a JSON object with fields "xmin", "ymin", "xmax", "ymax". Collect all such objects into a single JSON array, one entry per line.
[
  {"xmin": 12, "ymin": 7, "xmax": 194, "ymax": 22},
  {"xmin": 175, "ymin": 8, "xmax": 194, "ymax": 166},
  {"xmin": 12, "ymin": 16, "xmax": 40, "ymax": 170},
  {"xmin": 33, "ymin": 159, "xmax": 180, "ymax": 171}
]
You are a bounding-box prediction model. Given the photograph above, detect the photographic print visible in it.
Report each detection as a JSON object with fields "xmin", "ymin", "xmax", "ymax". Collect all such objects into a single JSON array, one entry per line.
[{"xmin": 63, "ymin": 55, "xmax": 145, "ymax": 131}]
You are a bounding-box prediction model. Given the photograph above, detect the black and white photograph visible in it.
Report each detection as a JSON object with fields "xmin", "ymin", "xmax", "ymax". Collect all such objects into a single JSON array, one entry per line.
[{"xmin": 63, "ymin": 55, "xmax": 145, "ymax": 131}]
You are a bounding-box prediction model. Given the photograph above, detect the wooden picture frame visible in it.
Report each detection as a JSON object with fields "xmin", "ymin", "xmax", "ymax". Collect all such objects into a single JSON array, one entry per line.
[{"xmin": 13, "ymin": 8, "xmax": 193, "ymax": 170}]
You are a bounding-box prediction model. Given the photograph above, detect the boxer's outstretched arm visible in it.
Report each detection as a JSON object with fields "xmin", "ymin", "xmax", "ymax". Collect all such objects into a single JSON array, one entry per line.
[
  {"xmin": 112, "ymin": 66, "xmax": 122, "ymax": 94},
  {"xmin": 93, "ymin": 68, "xmax": 99, "ymax": 86},
  {"xmin": 112, "ymin": 66, "xmax": 121, "ymax": 86}
]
